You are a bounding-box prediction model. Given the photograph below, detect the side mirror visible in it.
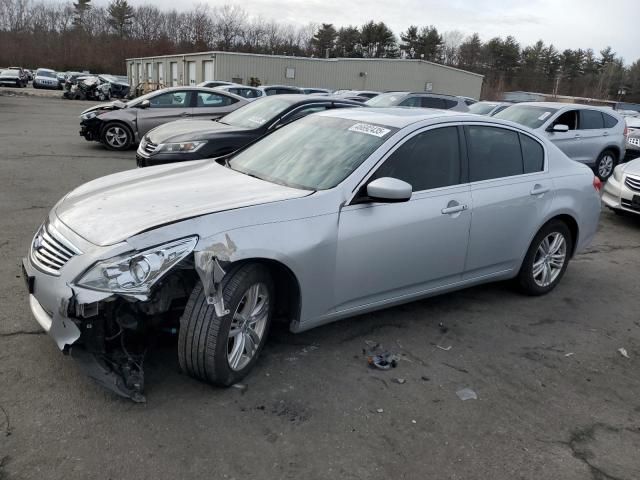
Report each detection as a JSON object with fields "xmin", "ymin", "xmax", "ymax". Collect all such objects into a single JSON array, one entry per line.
[
  {"xmin": 366, "ymin": 177, "xmax": 412, "ymax": 203},
  {"xmin": 551, "ymin": 124, "xmax": 569, "ymax": 132},
  {"xmin": 139, "ymin": 99, "xmax": 150, "ymax": 109}
]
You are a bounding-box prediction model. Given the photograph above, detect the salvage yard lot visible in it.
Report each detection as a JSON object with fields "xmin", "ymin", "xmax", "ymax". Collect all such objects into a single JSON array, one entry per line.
[{"xmin": 1, "ymin": 94, "xmax": 640, "ymax": 480}]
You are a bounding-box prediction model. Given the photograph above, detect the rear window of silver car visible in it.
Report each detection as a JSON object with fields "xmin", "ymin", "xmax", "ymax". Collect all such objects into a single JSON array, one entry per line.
[
  {"xmin": 229, "ymin": 116, "xmax": 397, "ymax": 190},
  {"xmin": 494, "ymin": 105, "xmax": 559, "ymax": 129}
]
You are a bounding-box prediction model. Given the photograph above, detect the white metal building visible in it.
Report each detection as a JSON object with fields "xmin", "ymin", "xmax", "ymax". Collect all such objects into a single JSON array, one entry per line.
[{"xmin": 126, "ymin": 51, "xmax": 484, "ymax": 99}]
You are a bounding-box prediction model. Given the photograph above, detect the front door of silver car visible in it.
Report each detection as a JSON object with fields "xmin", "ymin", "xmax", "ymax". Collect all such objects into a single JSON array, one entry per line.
[
  {"xmin": 335, "ymin": 126, "xmax": 471, "ymax": 310},
  {"xmin": 136, "ymin": 90, "xmax": 193, "ymax": 137},
  {"xmin": 544, "ymin": 109, "xmax": 584, "ymax": 162},
  {"xmin": 463, "ymin": 125, "xmax": 554, "ymax": 278}
]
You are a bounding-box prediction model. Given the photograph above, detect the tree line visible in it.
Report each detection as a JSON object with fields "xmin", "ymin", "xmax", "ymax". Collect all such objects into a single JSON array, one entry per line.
[{"xmin": 1, "ymin": 0, "xmax": 638, "ymax": 102}]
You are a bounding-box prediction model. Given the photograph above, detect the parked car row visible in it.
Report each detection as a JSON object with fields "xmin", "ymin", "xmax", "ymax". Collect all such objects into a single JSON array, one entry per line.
[{"xmin": 28, "ymin": 100, "xmax": 602, "ymax": 401}]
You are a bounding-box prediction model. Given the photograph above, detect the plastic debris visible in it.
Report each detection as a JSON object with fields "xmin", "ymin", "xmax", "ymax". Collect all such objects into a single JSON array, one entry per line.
[
  {"xmin": 376, "ymin": 408, "xmax": 384, "ymax": 413},
  {"xmin": 437, "ymin": 345, "xmax": 452, "ymax": 351},
  {"xmin": 392, "ymin": 378, "xmax": 406, "ymax": 384},
  {"xmin": 456, "ymin": 387, "xmax": 478, "ymax": 401},
  {"xmin": 411, "ymin": 419, "xmax": 417, "ymax": 424},
  {"xmin": 367, "ymin": 352, "xmax": 398, "ymax": 370},
  {"xmin": 421, "ymin": 375, "xmax": 430, "ymax": 381},
  {"xmin": 364, "ymin": 340, "xmax": 380, "ymax": 349},
  {"xmin": 564, "ymin": 352, "xmax": 575, "ymax": 357},
  {"xmin": 232, "ymin": 383, "xmax": 248, "ymax": 394},
  {"xmin": 618, "ymin": 348, "xmax": 629, "ymax": 359}
]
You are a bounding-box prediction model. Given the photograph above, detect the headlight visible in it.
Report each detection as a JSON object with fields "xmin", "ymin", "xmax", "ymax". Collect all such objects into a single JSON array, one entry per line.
[
  {"xmin": 612, "ymin": 164, "xmax": 624, "ymax": 182},
  {"xmin": 75, "ymin": 237, "xmax": 197, "ymax": 294},
  {"xmin": 80, "ymin": 111, "xmax": 99, "ymax": 121},
  {"xmin": 158, "ymin": 141, "xmax": 206, "ymax": 153}
]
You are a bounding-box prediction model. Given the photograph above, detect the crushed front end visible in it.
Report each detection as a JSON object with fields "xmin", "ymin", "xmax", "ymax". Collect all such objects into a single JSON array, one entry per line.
[{"xmin": 22, "ymin": 218, "xmax": 197, "ymax": 402}]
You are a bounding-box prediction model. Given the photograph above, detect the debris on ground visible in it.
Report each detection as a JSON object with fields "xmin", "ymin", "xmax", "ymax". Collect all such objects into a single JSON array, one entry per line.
[
  {"xmin": 376, "ymin": 408, "xmax": 384, "ymax": 413},
  {"xmin": 456, "ymin": 387, "xmax": 478, "ymax": 401},
  {"xmin": 438, "ymin": 322, "xmax": 449, "ymax": 334},
  {"xmin": 367, "ymin": 352, "xmax": 399, "ymax": 370},
  {"xmin": 618, "ymin": 347, "xmax": 630, "ymax": 358},
  {"xmin": 421, "ymin": 375, "xmax": 430, "ymax": 382},
  {"xmin": 232, "ymin": 383, "xmax": 248, "ymax": 394},
  {"xmin": 411, "ymin": 419, "xmax": 417, "ymax": 424},
  {"xmin": 564, "ymin": 352, "xmax": 575, "ymax": 357},
  {"xmin": 436, "ymin": 345, "xmax": 452, "ymax": 351},
  {"xmin": 392, "ymin": 378, "xmax": 406, "ymax": 384},
  {"xmin": 364, "ymin": 340, "xmax": 380, "ymax": 349}
]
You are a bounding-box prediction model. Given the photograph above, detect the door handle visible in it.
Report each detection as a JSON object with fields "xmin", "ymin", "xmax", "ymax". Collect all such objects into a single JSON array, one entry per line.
[
  {"xmin": 574, "ymin": 133, "xmax": 581, "ymax": 138},
  {"xmin": 603, "ymin": 131, "xmax": 609, "ymax": 136},
  {"xmin": 530, "ymin": 185, "xmax": 550, "ymax": 196},
  {"xmin": 180, "ymin": 112, "xmax": 191, "ymax": 117},
  {"xmin": 441, "ymin": 203, "xmax": 468, "ymax": 215}
]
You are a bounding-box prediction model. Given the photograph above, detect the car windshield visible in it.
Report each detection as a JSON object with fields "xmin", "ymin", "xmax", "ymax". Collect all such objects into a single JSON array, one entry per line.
[
  {"xmin": 37, "ymin": 70, "xmax": 56, "ymax": 78},
  {"xmin": 220, "ymin": 97, "xmax": 297, "ymax": 128},
  {"xmin": 468, "ymin": 103, "xmax": 498, "ymax": 115},
  {"xmin": 229, "ymin": 115, "xmax": 396, "ymax": 190},
  {"xmin": 494, "ymin": 105, "xmax": 559, "ymax": 129},
  {"xmin": 365, "ymin": 92, "xmax": 408, "ymax": 107}
]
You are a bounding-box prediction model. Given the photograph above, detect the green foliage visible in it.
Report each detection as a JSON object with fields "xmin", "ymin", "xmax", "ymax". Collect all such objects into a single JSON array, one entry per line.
[{"xmin": 107, "ymin": 0, "xmax": 134, "ymax": 38}]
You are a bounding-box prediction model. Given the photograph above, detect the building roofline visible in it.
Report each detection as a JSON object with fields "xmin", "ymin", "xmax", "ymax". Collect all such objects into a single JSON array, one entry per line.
[{"xmin": 126, "ymin": 50, "xmax": 484, "ymax": 79}]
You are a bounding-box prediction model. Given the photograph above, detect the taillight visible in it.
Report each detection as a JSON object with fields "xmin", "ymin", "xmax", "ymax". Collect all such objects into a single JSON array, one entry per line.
[
  {"xmin": 593, "ymin": 176, "xmax": 602, "ymax": 192},
  {"xmin": 624, "ymin": 125, "xmax": 628, "ymax": 138}
]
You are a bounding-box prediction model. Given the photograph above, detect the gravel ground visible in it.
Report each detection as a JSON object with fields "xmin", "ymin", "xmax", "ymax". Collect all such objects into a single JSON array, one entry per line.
[{"xmin": 1, "ymin": 94, "xmax": 639, "ymax": 480}]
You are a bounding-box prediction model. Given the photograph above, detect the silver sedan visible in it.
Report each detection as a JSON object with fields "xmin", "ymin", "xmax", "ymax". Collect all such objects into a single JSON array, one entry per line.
[{"xmin": 23, "ymin": 108, "xmax": 601, "ymax": 401}]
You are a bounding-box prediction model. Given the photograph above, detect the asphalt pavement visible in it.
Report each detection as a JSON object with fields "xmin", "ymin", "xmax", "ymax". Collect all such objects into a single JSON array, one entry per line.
[{"xmin": 1, "ymin": 94, "xmax": 639, "ymax": 480}]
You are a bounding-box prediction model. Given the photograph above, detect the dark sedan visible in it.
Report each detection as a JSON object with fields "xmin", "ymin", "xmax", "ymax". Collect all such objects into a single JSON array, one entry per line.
[{"xmin": 136, "ymin": 95, "xmax": 363, "ymax": 167}]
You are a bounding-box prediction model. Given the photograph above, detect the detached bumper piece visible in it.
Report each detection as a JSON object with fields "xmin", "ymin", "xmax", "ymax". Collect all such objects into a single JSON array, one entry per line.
[{"xmin": 79, "ymin": 120, "xmax": 101, "ymax": 141}]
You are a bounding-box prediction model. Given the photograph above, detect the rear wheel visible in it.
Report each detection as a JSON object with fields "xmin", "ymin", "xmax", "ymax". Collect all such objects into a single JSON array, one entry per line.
[
  {"xmin": 178, "ymin": 264, "xmax": 274, "ymax": 386},
  {"xmin": 517, "ymin": 220, "xmax": 572, "ymax": 295},
  {"xmin": 100, "ymin": 123, "xmax": 133, "ymax": 151},
  {"xmin": 595, "ymin": 149, "xmax": 616, "ymax": 181}
]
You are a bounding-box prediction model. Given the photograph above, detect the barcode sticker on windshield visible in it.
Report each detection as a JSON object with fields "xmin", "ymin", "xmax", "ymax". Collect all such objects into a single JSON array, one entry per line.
[
  {"xmin": 538, "ymin": 112, "xmax": 552, "ymax": 121},
  {"xmin": 248, "ymin": 116, "xmax": 267, "ymax": 125},
  {"xmin": 349, "ymin": 123, "xmax": 391, "ymax": 137}
]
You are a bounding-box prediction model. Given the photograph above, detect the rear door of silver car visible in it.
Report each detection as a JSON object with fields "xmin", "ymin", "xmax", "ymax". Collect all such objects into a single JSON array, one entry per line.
[
  {"xmin": 577, "ymin": 109, "xmax": 607, "ymax": 165},
  {"xmin": 463, "ymin": 124, "xmax": 553, "ymax": 278},
  {"xmin": 334, "ymin": 125, "xmax": 472, "ymax": 311},
  {"xmin": 192, "ymin": 91, "xmax": 242, "ymax": 119},
  {"xmin": 136, "ymin": 90, "xmax": 193, "ymax": 137}
]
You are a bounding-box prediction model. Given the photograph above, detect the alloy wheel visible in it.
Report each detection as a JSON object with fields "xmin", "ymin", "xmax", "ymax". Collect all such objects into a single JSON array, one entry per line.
[
  {"xmin": 598, "ymin": 154, "xmax": 614, "ymax": 179},
  {"xmin": 105, "ymin": 126, "xmax": 128, "ymax": 148},
  {"xmin": 532, "ymin": 232, "xmax": 567, "ymax": 287},
  {"xmin": 227, "ymin": 283, "xmax": 270, "ymax": 371}
]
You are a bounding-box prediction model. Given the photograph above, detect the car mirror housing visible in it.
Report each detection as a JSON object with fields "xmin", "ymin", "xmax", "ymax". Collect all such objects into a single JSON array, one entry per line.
[
  {"xmin": 366, "ymin": 177, "xmax": 412, "ymax": 203},
  {"xmin": 139, "ymin": 99, "xmax": 150, "ymax": 109},
  {"xmin": 550, "ymin": 124, "xmax": 569, "ymax": 132}
]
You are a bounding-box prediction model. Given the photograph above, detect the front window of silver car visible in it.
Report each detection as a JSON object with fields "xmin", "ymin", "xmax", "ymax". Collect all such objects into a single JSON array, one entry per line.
[
  {"xmin": 229, "ymin": 116, "xmax": 397, "ymax": 190},
  {"xmin": 494, "ymin": 105, "xmax": 559, "ymax": 129}
]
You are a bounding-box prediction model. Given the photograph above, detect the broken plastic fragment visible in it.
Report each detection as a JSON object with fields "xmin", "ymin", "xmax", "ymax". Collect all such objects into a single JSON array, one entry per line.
[
  {"xmin": 367, "ymin": 352, "xmax": 398, "ymax": 370},
  {"xmin": 456, "ymin": 387, "xmax": 478, "ymax": 401},
  {"xmin": 618, "ymin": 348, "xmax": 629, "ymax": 358},
  {"xmin": 392, "ymin": 378, "xmax": 406, "ymax": 384}
]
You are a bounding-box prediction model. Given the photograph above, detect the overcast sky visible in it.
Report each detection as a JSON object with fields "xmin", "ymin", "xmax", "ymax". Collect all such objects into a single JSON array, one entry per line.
[{"xmin": 124, "ymin": 0, "xmax": 637, "ymax": 62}]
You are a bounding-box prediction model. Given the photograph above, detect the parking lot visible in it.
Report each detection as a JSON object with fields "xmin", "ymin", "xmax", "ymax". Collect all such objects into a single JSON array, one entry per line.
[{"xmin": 1, "ymin": 94, "xmax": 639, "ymax": 480}]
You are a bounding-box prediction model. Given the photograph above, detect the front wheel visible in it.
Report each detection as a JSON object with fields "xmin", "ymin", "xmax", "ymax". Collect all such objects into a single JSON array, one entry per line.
[
  {"xmin": 517, "ymin": 220, "xmax": 572, "ymax": 295},
  {"xmin": 178, "ymin": 264, "xmax": 274, "ymax": 386},
  {"xmin": 595, "ymin": 150, "xmax": 616, "ymax": 181},
  {"xmin": 100, "ymin": 123, "xmax": 133, "ymax": 150}
]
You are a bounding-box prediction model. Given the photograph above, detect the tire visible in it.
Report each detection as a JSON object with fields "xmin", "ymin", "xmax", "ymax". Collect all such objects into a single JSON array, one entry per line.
[
  {"xmin": 595, "ymin": 149, "xmax": 617, "ymax": 181},
  {"xmin": 178, "ymin": 263, "xmax": 274, "ymax": 386},
  {"xmin": 100, "ymin": 122, "xmax": 133, "ymax": 151},
  {"xmin": 517, "ymin": 220, "xmax": 573, "ymax": 296}
]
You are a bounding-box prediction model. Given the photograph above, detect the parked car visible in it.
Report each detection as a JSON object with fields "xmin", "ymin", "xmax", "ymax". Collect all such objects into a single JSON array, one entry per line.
[
  {"xmin": 260, "ymin": 85, "xmax": 304, "ymax": 95},
  {"xmin": 33, "ymin": 68, "xmax": 62, "ymax": 89},
  {"xmin": 334, "ymin": 90, "xmax": 380, "ymax": 99},
  {"xmin": 0, "ymin": 68, "xmax": 28, "ymax": 87},
  {"xmin": 136, "ymin": 95, "xmax": 363, "ymax": 167},
  {"xmin": 79, "ymin": 86, "xmax": 248, "ymax": 151},
  {"xmin": 366, "ymin": 92, "xmax": 470, "ymax": 112},
  {"xmin": 63, "ymin": 75, "xmax": 111, "ymax": 101},
  {"xmin": 468, "ymin": 101, "xmax": 512, "ymax": 116},
  {"xmin": 494, "ymin": 102, "xmax": 626, "ymax": 180},
  {"xmin": 602, "ymin": 156, "xmax": 640, "ymax": 215},
  {"xmin": 198, "ymin": 80, "xmax": 234, "ymax": 88},
  {"xmin": 302, "ymin": 88, "xmax": 331, "ymax": 95},
  {"xmin": 23, "ymin": 108, "xmax": 601, "ymax": 401},
  {"xmin": 98, "ymin": 74, "xmax": 130, "ymax": 98},
  {"xmin": 624, "ymin": 117, "xmax": 640, "ymax": 159},
  {"xmin": 214, "ymin": 84, "xmax": 264, "ymax": 101}
]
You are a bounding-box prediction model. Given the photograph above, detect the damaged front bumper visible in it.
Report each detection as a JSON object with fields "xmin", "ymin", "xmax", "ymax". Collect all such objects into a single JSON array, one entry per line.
[{"xmin": 79, "ymin": 118, "xmax": 102, "ymax": 142}]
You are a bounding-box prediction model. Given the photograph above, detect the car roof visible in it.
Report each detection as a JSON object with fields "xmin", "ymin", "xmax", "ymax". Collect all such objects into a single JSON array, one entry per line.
[
  {"xmin": 261, "ymin": 85, "xmax": 302, "ymax": 90},
  {"xmin": 511, "ymin": 101, "xmax": 618, "ymax": 113},
  {"xmin": 150, "ymin": 86, "xmax": 247, "ymax": 101},
  {"xmin": 260, "ymin": 94, "xmax": 363, "ymax": 105},
  {"xmin": 36, "ymin": 68, "xmax": 55, "ymax": 72},
  {"xmin": 316, "ymin": 107, "xmax": 464, "ymax": 128}
]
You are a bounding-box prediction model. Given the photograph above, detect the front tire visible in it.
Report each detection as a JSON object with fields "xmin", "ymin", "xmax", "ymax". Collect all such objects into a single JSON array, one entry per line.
[
  {"xmin": 100, "ymin": 122, "xmax": 133, "ymax": 151},
  {"xmin": 595, "ymin": 149, "xmax": 617, "ymax": 181},
  {"xmin": 178, "ymin": 264, "xmax": 274, "ymax": 386},
  {"xmin": 517, "ymin": 220, "xmax": 572, "ymax": 295}
]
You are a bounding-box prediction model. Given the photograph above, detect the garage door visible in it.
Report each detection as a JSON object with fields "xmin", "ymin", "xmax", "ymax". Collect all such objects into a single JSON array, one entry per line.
[
  {"xmin": 146, "ymin": 63, "xmax": 153, "ymax": 82},
  {"xmin": 187, "ymin": 61, "xmax": 196, "ymax": 86},
  {"xmin": 158, "ymin": 63, "xmax": 164, "ymax": 85},
  {"xmin": 203, "ymin": 61, "xmax": 214, "ymax": 81},
  {"xmin": 170, "ymin": 62, "xmax": 178, "ymax": 87}
]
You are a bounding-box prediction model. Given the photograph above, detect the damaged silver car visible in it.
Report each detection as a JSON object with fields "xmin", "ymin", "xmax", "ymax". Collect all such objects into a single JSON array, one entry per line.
[{"xmin": 23, "ymin": 108, "xmax": 601, "ymax": 401}]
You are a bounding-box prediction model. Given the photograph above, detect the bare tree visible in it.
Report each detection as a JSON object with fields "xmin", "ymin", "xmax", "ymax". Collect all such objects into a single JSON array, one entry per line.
[
  {"xmin": 214, "ymin": 4, "xmax": 246, "ymax": 50},
  {"xmin": 442, "ymin": 30, "xmax": 463, "ymax": 66}
]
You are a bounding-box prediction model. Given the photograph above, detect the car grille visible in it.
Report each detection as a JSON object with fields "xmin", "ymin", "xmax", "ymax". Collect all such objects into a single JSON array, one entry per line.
[
  {"xmin": 624, "ymin": 175, "xmax": 640, "ymax": 192},
  {"xmin": 140, "ymin": 139, "xmax": 159, "ymax": 156},
  {"xmin": 30, "ymin": 222, "xmax": 82, "ymax": 275},
  {"xmin": 621, "ymin": 199, "xmax": 640, "ymax": 211}
]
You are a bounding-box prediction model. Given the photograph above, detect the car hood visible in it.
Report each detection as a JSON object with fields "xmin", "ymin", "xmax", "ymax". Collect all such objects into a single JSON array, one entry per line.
[
  {"xmin": 81, "ymin": 100, "xmax": 128, "ymax": 115},
  {"xmin": 0, "ymin": 71, "xmax": 20, "ymax": 78},
  {"xmin": 55, "ymin": 160, "xmax": 310, "ymax": 246},
  {"xmin": 146, "ymin": 119, "xmax": 249, "ymax": 143},
  {"xmin": 622, "ymin": 158, "xmax": 640, "ymax": 176}
]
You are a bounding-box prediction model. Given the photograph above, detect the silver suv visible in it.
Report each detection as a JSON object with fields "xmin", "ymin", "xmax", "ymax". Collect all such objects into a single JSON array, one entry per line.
[
  {"xmin": 495, "ymin": 102, "xmax": 626, "ymax": 180},
  {"xmin": 366, "ymin": 92, "xmax": 470, "ymax": 111}
]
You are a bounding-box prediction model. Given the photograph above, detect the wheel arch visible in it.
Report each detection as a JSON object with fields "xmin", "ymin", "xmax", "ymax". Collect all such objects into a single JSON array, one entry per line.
[{"xmin": 539, "ymin": 213, "xmax": 579, "ymax": 258}]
